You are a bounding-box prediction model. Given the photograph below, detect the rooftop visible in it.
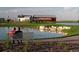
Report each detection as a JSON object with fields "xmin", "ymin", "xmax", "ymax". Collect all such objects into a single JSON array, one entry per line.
[
  {"xmin": 18, "ymin": 15, "xmax": 32, "ymax": 18},
  {"xmin": 18, "ymin": 15, "xmax": 56, "ymax": 18},
  {"xmin": 33, "ymin": 15, "xmax": 56, "ymax": 18}
]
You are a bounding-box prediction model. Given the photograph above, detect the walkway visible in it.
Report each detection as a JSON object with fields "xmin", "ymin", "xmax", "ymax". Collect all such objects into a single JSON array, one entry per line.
[{"xmin": 33, "ymin": 35, "xmax": 79, "ymax": 44}]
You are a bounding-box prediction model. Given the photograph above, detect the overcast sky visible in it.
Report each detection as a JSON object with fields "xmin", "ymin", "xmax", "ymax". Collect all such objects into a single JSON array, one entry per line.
[{"xmin": 0, "ymin": 7, "xmax": 79, "ymax": 20}]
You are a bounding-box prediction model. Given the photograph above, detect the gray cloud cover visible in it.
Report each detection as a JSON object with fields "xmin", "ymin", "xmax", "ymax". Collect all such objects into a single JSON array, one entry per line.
[{"xmin": 0, "ymin": 7, "xmax": 79, "ymax": 20}]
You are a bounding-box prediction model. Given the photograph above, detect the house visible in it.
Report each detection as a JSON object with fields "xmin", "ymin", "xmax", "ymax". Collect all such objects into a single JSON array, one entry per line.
[
  {"xmin": 17, "ymin": 15, "xmax": 31, "ymax": 22},
  {"xmin": 31, "ymin": 15, "xmax": 56, "ymax": 23}
]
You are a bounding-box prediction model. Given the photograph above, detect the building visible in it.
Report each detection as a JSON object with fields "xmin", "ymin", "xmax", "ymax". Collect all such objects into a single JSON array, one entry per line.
[
  {"xmin": 17, "ymin": 15, "xmax": 31, "ymax": 22},
  {"xmin": 17, "ymin": 15, "xmax": 56, "ymax": 22},
  {"xmin": 31, "ymin": 15, "xmax": 56, "ymax": 23}
]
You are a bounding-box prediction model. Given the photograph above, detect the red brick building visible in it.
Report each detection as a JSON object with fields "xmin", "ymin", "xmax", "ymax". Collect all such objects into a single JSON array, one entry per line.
[{"xmin": 31, "ymin": 15, "xmax": 56, "ymax": 22}]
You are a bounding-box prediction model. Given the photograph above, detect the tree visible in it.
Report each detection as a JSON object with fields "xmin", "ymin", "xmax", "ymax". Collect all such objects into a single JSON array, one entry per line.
[{"xmin": 7, "ymin": 19, "xmax": 11, "ymax": 22}]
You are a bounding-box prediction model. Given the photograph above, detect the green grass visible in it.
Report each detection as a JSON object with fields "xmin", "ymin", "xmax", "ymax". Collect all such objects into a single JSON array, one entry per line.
[
  {"xmin": 0, "ymin": 22, "xmax": 64, "ymax": 27},
  {"xmin": 63, "ymin": 26, "xmax": 79, "ymax": 36}
]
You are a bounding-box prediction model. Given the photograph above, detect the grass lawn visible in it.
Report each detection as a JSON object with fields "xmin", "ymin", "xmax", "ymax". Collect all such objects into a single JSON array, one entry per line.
[
  {"xmin": 63, "ymin": 26, "xmax": 79, "ymax": 36},
  {"xmin": 0, "ymin": 22, "xmax": 63, "ymax": 27}
]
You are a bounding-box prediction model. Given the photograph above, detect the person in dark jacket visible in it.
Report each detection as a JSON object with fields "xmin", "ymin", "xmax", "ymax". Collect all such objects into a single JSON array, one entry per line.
[{"xmin": 13, "ymin": 27, "xmax": 23, "ymax": 44}]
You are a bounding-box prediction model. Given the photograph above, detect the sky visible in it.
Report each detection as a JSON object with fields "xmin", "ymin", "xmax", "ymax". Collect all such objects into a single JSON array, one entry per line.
[{"xmin": 0, "ymin": 7, "xmax": 79, "ymax": 20}]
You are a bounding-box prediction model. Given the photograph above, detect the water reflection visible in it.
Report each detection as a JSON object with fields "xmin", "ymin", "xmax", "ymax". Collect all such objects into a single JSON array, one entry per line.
[{"xmin": 39, "ymin": 26, "xmax": 71, "ymax": 35}]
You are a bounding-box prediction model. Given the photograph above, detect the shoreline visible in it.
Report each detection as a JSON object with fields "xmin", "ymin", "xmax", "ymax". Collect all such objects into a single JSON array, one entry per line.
[{"xmin": 32, "ymin": 35, "xmax": 79, "ymax": 44}]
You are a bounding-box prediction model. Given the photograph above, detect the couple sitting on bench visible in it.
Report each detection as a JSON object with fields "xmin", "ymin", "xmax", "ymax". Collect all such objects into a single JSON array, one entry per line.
[{"xmin": 8, "ymin": 27, "xmax": 23, "ymax": 44}]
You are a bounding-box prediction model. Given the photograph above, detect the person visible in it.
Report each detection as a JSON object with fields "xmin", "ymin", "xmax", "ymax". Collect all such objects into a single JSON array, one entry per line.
[
  {"xmin": 8, "ymin": 28, "xmax": 16, "ymax": 43},
  {"xmin": 13, "ymin": 27, "xmax": 23, "ymax": 44}
]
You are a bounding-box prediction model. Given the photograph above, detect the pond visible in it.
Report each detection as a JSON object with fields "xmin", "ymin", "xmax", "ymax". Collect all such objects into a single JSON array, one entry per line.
[
  {"xmin": 0, "ymin": 26, "xmax": 71, "ymax": 40},
  {"xmin": 57, "ymin": 23, "xmax": 79, "ymax": 26}
]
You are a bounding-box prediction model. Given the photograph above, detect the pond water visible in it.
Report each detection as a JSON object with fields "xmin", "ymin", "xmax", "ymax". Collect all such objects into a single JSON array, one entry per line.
[
  {"xmin": 0, "ymin": 26, "xmax": 71, "ymax": 40},
  {"xmin": 57, "ymin": 23, "xmax": 79, "ymax": 25}
]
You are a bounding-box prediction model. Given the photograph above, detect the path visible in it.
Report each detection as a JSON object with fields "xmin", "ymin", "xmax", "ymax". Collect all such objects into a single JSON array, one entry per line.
[{"xmin": 33, "ymin": 35, "xmax": 79, "ymax": 44}]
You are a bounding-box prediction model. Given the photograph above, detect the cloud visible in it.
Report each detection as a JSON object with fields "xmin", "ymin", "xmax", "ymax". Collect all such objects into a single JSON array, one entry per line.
[{"xmin": 63, "ymin": 7, "xmax": 79, "ymax": 20}]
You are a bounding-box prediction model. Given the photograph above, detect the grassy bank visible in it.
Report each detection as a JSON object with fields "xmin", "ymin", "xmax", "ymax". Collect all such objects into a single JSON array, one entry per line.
[
  {"xmin": 0, "ymin": 22, "xmax": 64, "ymax": 27},
  {"xmin": 63, "ymin": 26, "xmax": 79, "ymax": 36}
]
